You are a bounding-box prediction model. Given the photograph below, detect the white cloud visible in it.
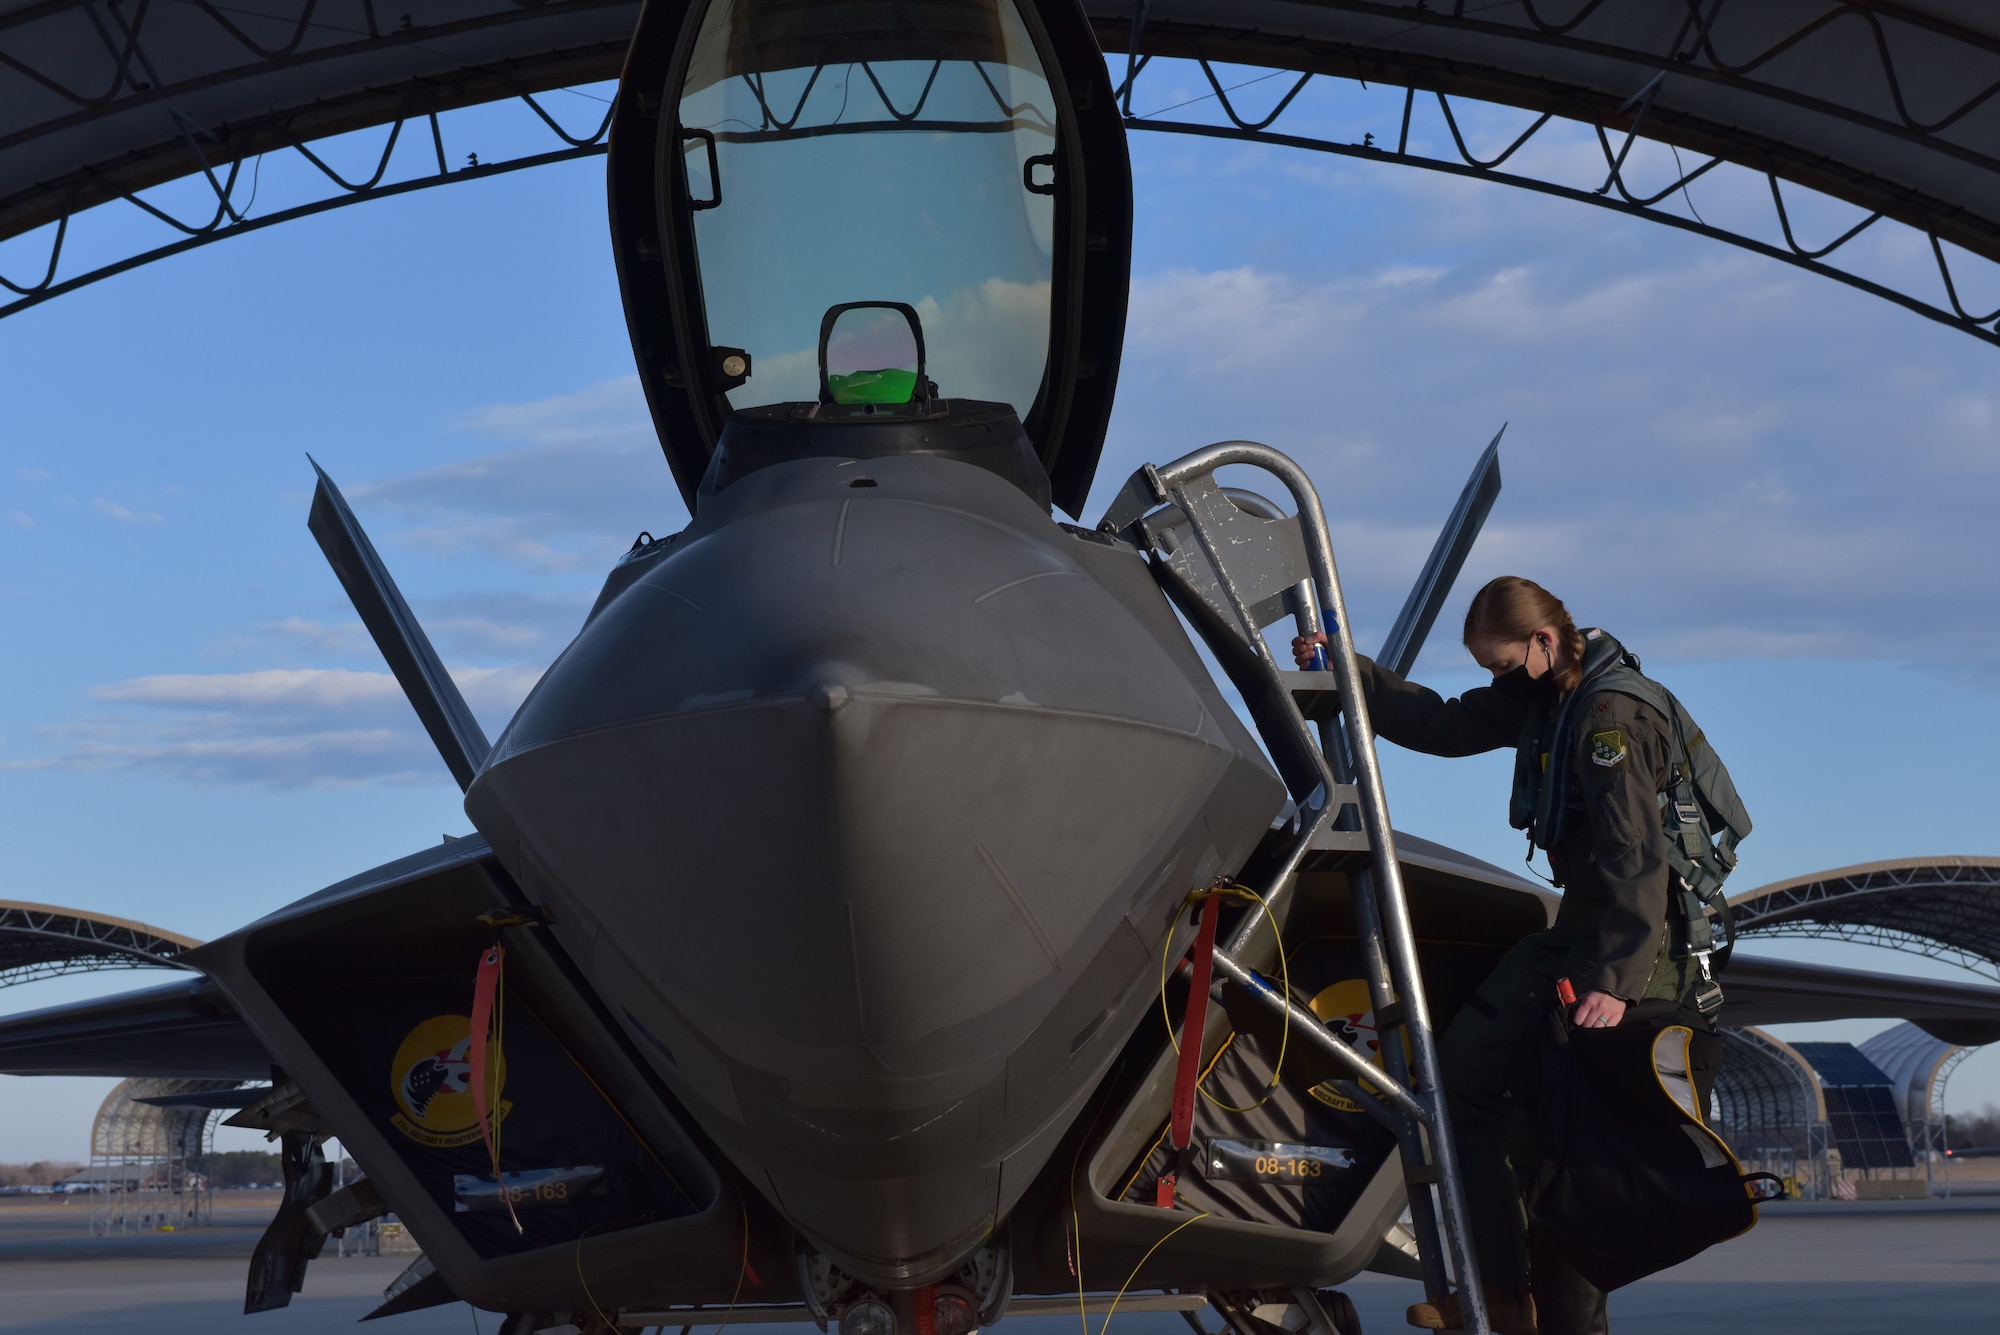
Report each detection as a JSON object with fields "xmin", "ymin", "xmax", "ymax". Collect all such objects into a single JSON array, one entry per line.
[
  {"xmin": 1098, "ymin": 151, "xmax": 2000, "ymax": 680},
  {"xmin": 265, "ymin": 616, "xmax": 372, "ymax": 657},
  {"xmin": 426, "ymin": 616, "xmax": 545, "ymax": 655},
  {"xmin": 6, "ymin": 512, "xmax": 29, "ymax": 529},
  {"xmin": 338, "ymin": 376, "xmax": 685, "ymax": 573},
  {"xmin": 92, "ymin": 668, "xmax": 402, "ymax": 711},
  {"xmin": 7, "ymin": 665, "xmax": 543, "ymax": 788},
  {"xmin": 93, "ymin": 498, "xmax": 162, "ymax": 524}
]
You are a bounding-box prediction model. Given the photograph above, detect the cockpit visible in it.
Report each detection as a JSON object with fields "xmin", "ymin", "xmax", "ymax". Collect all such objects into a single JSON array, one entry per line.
[
  {"xmin": 609, "ymin": 0, "xmax": 1129, "ymax": 516},
  {"xmin": 677, "ymin": 0, "xmax": 1057, "ymax": 417}
]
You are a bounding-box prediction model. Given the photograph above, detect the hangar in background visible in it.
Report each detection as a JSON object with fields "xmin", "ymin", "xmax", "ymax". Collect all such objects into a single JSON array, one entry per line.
[
  {"xmin": 0, "ymin": 904, "xmax": 245, "ymax": 1229},
  {"xmin": 1714, "ymin": 858, "xmax": 2000, "ymax": 1198}
]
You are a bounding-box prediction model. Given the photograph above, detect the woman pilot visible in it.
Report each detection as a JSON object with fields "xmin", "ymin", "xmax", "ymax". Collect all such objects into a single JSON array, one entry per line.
[{"xmin": 1294, "ymin": 575, "xmax": 1701, "ymax": 1335}]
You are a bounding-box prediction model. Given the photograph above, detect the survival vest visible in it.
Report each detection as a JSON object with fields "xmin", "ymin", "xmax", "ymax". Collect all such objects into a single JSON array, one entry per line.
[{"xmin": 1511, "ymin": 630, "xmax": 1754, "ymax": 1000}]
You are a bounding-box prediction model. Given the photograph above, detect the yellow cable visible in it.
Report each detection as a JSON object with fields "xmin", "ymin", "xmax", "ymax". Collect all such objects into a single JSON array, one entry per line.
[
  {"xmin": 1155, "ymin": 884, "xmax": 1291, "ymax": 1114},
  {"xmin": 711, "ymin": 1207, "xmax": 749, "ymax": 1335},
  {"xmin": 574, "ymin": 1224, "xmax": 620, "ymax": 1333},
  {"xmin": 1096, "ymin": 1210, "xmax": 1211, "ymax": 1335},
  {"xmin": 490, "ymin": 965, "xmax": 504, "ymax": 1173},
  {"xmin": 487, "ymin": 955, "xmax": 523, "ymax": 1234},
  {"xmin": 1114, "ymin": 1036, "xmax": 1240, "ymax": 1203},
  {"xmin": 1069, "ymin": 1134, "xmax": 1089, "ymax": 1335}
]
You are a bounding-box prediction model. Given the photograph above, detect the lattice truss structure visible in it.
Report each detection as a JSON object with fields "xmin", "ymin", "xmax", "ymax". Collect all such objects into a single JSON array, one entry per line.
[
  {"xmin": 1860, "ymin": 1020, "xmax": 1971, "ymax": 1190},
  {"xmin": 1710, "ymin": 1025, "xmax": 1831, "ymax": 1195},
  {"xmin": 0, "ymin": 0, "xmax": 629, "ymax": 318},
  {"xmin": 1713, "ymin": 1025, "xmax": 1823, "ymax": 1156},
  {"xmin": 1109, "ymin": 14, "xmax": 2000, "ymax": 347},
  {"xmin": 86, "ymin": 1076, "xmax": 237, "ymax": 1234},
  {"xmin": 6, "ymin": 0, "xmax": 2000, "ymax": 342},
  {"xmin": 0, "ymin": 901, "xmax": 198, "ymax": 987},
  {"xmin": 1730, "ymin": 858, "xmax": 2000, "ymax": 984},
  {"xmin": 1711, "ymin": 1021, "xmax": 1972, "ymax": 1199}
]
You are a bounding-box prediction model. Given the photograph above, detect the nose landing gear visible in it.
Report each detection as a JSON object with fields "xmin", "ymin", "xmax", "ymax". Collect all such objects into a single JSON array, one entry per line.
[{"xmin": 801, "ymin": 1240, "xmax": 1013, "ymax": 1335}]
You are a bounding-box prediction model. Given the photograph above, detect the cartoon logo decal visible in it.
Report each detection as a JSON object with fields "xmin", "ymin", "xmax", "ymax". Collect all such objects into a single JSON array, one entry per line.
[
  {"xmin": 389, "ymin": 1014, "xmax": 511, "ymax": 1148},
  {"xmin": 1305, "ymin": 979, "xmax": 1387, "ymax": 1115}
]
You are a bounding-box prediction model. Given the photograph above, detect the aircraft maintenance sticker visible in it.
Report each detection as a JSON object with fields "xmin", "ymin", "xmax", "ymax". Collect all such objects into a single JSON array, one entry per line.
[
  {"xmin": 1590, "ymin": 729, "xmax": 1628, "ymax": 768},
  {"xmin": 453, "ymin": 1165, "xmax": 605, "ymax": 1213},
  {"xmin": 389, "ymin": 1014, "xmax": 513, "ymax": 1149},
  {"xmin": 1304, "ymin": 978, "xmax": 1387, "ymax": 1115},
  {"xmin": 1203, "ymin": 1138, "xmax": 1356, "ymax": 1184}
]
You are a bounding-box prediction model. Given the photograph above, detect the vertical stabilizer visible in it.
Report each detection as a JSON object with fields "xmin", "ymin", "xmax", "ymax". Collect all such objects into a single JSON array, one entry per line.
[
  {"xmin": 305, "ymin": 459, "xmax": 491, "ymax": 790},
  {"xmin": 1377, "ymin": 426, "xmax": 1505, "ymax": 677}
]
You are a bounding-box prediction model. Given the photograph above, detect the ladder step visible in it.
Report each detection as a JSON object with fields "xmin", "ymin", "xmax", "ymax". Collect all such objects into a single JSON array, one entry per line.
[
  {"xmin": 1275, "ymin": 669, "xmax": 1343, "ymax": 723},
  {"xmin": 1307, "ymin": 824, "xmax": 1370, "ymax": 852},
  {"xmin": 1403, "ymin": 1163, "xmax": 1440, "ymax": 1186},
  {"xmin": 1374, "ymin": 1001, "xmax": 1406, "ymax": 1029}
]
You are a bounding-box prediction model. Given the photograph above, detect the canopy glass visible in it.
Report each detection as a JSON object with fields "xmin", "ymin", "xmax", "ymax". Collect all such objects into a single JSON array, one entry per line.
[{"xmin": 677, "ymin": 0, "xmax": 1058, "ymax": 413}]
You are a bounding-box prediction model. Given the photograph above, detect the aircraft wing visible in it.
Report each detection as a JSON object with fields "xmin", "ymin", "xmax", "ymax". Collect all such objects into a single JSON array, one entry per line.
[
  {"xmin": 1718, "ymin": 951, "xmax": 2000, "ymax": 1043},
  {"xmin": 0, "ymin": 974, "xmax": 272, "ymax": 1080}
]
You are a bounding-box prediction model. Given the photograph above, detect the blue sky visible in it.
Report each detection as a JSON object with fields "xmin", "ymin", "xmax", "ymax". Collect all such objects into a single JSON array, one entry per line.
[{"xmin": 3, "ymin": 72, "xmax": 2000, "ymax": 1159}]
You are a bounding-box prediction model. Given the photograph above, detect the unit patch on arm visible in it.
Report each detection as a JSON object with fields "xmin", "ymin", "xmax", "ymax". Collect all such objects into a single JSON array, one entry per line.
[{"xmin": 1590, "ymin": 728, "xmax": 1628, "ymax": 769}]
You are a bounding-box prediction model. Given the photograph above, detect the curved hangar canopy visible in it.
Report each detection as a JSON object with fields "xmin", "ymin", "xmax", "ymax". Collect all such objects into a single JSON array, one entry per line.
[
  {"xmin": 7, "ymin": 0, "xmax": 1998, "ymax": 254},
  {"xmin": 0, "ymin": 899, "xmax": 198, "ymax": 987},
  {"xmin": 6, "ymin": 0, "xmax": 2000, "ymax": 499},
  {"xmin": 1731, "ymin": 855, "xmax": 2000, "ymax": 981}
]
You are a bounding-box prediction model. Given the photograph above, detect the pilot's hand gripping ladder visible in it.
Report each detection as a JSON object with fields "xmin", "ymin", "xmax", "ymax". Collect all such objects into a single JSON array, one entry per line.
[{"xmin": 1100, "ymin": 443, "xmax": 1492, "ymax": 1335}]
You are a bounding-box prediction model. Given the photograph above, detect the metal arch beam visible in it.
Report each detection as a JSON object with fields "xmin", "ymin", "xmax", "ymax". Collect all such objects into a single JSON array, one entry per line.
[
  {"xmin": 1085, "ymin": 1, "xmax": 2000, "ymax": 268},
  {"xmin": 1730, "ymin": 858, "xmax": 2000, "ymax": 981},
  {"xmin": 2, "ymin": 0, "xmax": 1999, "ymax": 257},
  {"xmin": 1116, "ymin": 110, "xmax": 2000, "ymax": 351},
  {"xmin": 4, "ymin": 2, "xmax": 2000, "ymax": 360},
  {"xmin": 0, "ymin": 0, "xmax": 639, "ymax": 243},
  {"xmin": 9, "ymin": 0, "xmax": 2000, "ymax": 259},
  {"xmin": 0, "ymin": 899, "xmax": 200, "ymax": 988}
]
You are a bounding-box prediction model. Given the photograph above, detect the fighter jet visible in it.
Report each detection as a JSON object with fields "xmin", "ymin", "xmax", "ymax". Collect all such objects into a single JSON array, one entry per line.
[{"xmin": 4, "ymin": 2, "xmax": 1998, "ymax": 1333}]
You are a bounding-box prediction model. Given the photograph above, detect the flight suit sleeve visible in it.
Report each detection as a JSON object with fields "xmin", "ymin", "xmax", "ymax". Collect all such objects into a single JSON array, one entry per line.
[
  {"xmin": 1573, "ymin": 693, "xmax": 1674, "ymax": 999},
  {"xmin": 1352, "ymin": 655, "xmax": 1530, "ymax": 758}
]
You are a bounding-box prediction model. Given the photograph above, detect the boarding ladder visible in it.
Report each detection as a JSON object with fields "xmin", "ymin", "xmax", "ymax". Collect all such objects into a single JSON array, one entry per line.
[{"xmin": 1098, "ymin": 443, "xmax": 1492, "ymax": 1335}]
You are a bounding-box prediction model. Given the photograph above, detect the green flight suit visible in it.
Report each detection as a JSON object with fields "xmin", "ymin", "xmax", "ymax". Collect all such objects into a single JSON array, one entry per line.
[{"xmin": 1352, "ymin": 649, "xmax": 1694, "ymax": 1331}]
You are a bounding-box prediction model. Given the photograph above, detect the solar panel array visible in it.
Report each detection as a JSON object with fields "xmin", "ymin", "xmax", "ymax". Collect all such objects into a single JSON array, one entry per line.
[
  {"xmin": 1791, "ymin": 1042, "xmax": 1914, "ymax": 1170},
  {"xmin": 1822, "ymin": 1086, "xmax": 1915, "ymax": 1169},
  {"xmin": 1791, "ymin": 1043, "xmax": 1896, "ymax": 1088}
]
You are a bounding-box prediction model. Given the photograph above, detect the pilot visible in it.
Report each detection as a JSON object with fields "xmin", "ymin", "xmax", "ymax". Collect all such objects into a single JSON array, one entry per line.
[{"xmin": 1293, "ymin": 575, "xmax": 1692, "ymax": 1335}]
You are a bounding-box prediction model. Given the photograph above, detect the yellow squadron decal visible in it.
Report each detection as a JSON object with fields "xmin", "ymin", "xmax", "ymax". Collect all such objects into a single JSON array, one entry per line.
[
  {"xmin": 1304, "ymin": 979, "xmax": 1388, "ymax": 1114},
  {"xmin": 388, "ymin": 1014, "xmax": 512, "ymax": 1148},
  {"xmin": 1590, "ymin": 728, "xmax": 1628, "ymax": 769}
]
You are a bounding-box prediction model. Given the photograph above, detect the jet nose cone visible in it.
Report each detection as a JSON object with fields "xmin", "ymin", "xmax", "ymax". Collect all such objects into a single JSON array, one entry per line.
[{"xmin": 466, "ymin": 456, "xmax": 1279, "ymax": 1279}]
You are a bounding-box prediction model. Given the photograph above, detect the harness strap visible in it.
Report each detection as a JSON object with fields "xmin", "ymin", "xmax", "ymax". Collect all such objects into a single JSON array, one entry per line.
[{"xmin": 1158, "ymin": 892, "xmax": 1222, "ymax": 1208}]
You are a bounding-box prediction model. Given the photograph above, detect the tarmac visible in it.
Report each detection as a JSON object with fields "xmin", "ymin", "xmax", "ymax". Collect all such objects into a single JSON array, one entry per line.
[{"xmin": 0, "ymin": 1194, "xmax": 1993, "ymax": 1333}]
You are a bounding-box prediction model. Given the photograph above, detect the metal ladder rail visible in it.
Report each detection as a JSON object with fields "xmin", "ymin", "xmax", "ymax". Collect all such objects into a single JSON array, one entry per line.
[
  {"xmin": 1102, "ymin": 442, "xmax": 1490, "ymax": 1335},
  {"xmin": 1214, "ymin": 486, "xmax": 1459, "ymax": 1309}
]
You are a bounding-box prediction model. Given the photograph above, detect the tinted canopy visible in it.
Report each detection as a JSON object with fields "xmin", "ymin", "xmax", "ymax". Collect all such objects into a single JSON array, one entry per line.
[{"xmin": 609, "ymin": 0, "xmax": 1130, "ymax": 515}]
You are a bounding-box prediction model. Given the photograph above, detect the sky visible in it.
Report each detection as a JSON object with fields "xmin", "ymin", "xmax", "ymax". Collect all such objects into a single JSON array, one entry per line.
[{"xmin": 3, "ymin": 68, "xmax": 2000, "ymax": 1160}]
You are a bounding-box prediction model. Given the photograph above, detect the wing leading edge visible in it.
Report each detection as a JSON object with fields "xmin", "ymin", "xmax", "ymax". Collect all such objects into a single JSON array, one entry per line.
[{"xmin": 0, "ymin": 974, "xmax": 271, "ymax": 1080}]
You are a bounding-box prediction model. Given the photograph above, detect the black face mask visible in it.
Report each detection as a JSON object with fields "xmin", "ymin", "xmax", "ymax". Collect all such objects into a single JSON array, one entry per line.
[
  {"xmin": 1490, "ymin": 640, "xmax": 1559, "ymax": 702},
  {"xmin": 1489, "ymin": 663, "xmax": 1552, "ymax": 701}
]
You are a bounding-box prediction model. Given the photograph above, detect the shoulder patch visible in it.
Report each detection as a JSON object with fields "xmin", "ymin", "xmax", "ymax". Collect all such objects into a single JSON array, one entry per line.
[{"xmin": 1590, "ymin": 728, "xmax": 1628, "ymax": 768}]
